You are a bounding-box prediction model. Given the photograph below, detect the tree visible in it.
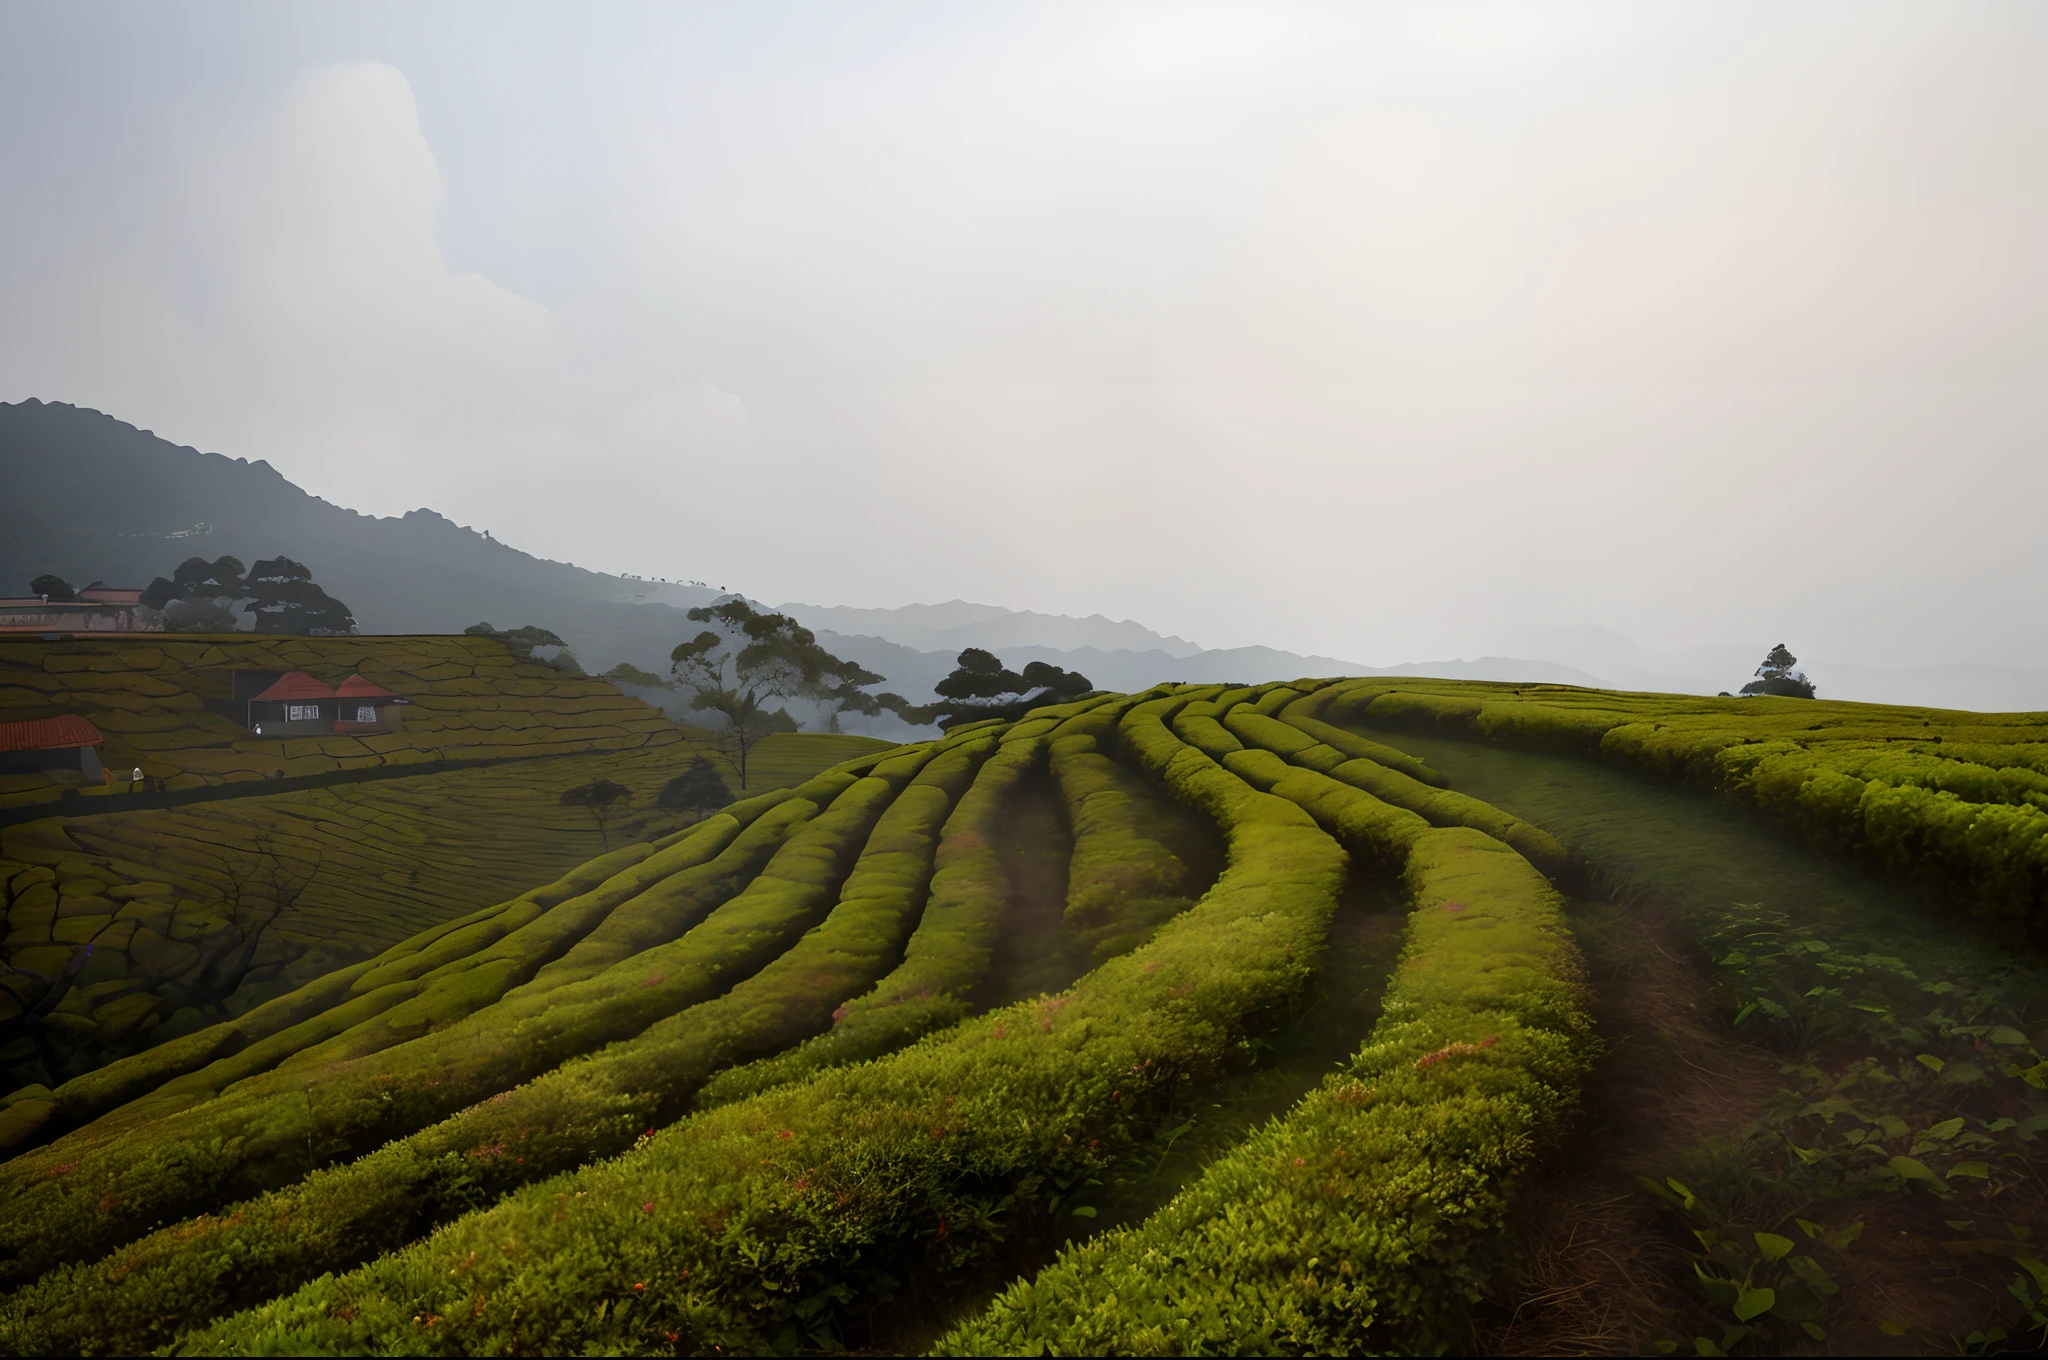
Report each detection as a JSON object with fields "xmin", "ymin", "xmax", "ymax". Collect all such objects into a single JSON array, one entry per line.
[
  {"xmin": 245, "ymin": 558, "xmax": 357, "ymax": 636},
  {"xmin": 28, "ymin": 574, "xmax": 75, "ymax": 601},
  {"xmin": 669, "ymin": 598, "xmax": 891, "ymax": 786},
  {"xmin": 909, "ymin": 648, "xmax": 1093, "ymax": 728},
  {"xmin": 141, "ymin": 555, "xmax": 249, "ymax": 632},
  {"xmin": 1741, "ymin": 643, "xmax": 1817, "ymax": 699},
  {"xmin": 601, "ymin": 661, "xmax": 675, "ymax": 691},
  {"xmin": 561, "ymin": 778, "xmax": 633, "ymax": 848},
  {"xmin": 656, "ymin": 756, "xmax": 731, "ymax": 820},
  {"xmin": 467, "ymin": 623, "xmax": 583, "ymax": 673}
]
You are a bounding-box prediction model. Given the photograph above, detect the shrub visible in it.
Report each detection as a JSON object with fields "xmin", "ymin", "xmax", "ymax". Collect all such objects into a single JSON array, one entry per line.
[
  {"xmin": 183, "ymin": 698, "xmax": 1350, "ymax": 1355},
  {"xmin": 1, "ymin": 743, "xmax": 963, "ymax": 1355},
  {"xmin": 1223, "ymin": 707, "xmax": 1568, "ymax": 877},
  {"xmin": 1052, "ymin": 703, "xmax": 1218, "ymax": 968},
  {"xmin": 937, "ymin": 827, "xmax": 1592, "ymax": 1356},
  {"xmin": 0, "ymin": 761, "xmax": 884, "ymax": 1286}
]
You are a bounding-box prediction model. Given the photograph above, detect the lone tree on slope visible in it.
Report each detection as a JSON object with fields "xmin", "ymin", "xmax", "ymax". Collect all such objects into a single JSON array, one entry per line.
[
  {"xmin": 28, "ymin": 574, "xmax": 77, "ymax": 601},
  {"xmin": 1741, "ymin": 643, "xmax": 1818, "ymax": 699},
  {"xmin": 669, "ymin": 598, "xmax": 897, "ymax": 786},
  {"xmin": 656, "ymin": 756, "xmax": 731, "ymax": 820},
  {"xmin": 561, "ymin": 778, "xmax": 634, "ymax": 849}
]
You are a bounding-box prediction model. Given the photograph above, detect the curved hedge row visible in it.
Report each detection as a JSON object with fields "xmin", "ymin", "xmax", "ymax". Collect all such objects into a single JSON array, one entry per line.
[
  {"xmin": 1278, "ymin": 685, "xmax": 1447, "ymax": 785},
  {"xmin": 1, "ymin": 735, "xmax": 988, "ymax": 1356},
  {"xmin": 0, "ymin": 758, "xmax": 892, "ymax": 1286},
  {"xmin": 940, "ymin": 826, "xmax": 1590, "ymax": 1355},
  {"xmin": 1336, "ymin": 681, "xmax": 2048, "ymax": 934},
  {"xmin": 695, "ymin": 722, "xmax": 1048, "ymax": 1106},
  {"xmin": 1052, "ymin": 701, "xmax": 1217, "ymax": 968},
  {"xmin": 176, "ymin": 694, "xmax": 1351, "ymax": 1355},
  {"xmin": 1222, "ymin": 706, "xmax": 1568, "ymax": 877}
]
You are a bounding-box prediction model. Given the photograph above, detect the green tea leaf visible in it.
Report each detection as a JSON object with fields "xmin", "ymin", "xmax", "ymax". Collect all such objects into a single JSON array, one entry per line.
[
  {"xmin": 1948, "ymin": 1161, "xmax": 1991, "ymax": 1179},
  {"xmin": 1916, "ymin": 1054, "xmax": 1946, "ymax": 1073},
  {"xmin": 1801, "ymin": 1322, "xmax": 1827, "ymax": 1341},
  {"xmin": 1926, "ymin": 1117, "xmax": 1965, "ymax": 1141},
  {"xmin": 1889, "ymin": 1156, "xmax": 1937, "ymax": 1181},
  {"xmin": 1988, "ymin": 1026, "xmax": 2029, "ymax": 1046},
  {"xmin": 1753, "ymin": 1232, "xmax": 1795, "ymax": 1261},
  {"xmin": 1732, "ymin": 1287, "xmax": 1775, "ymax": 1321},
  {"xmin": 1069, "ymin": 1205, "xmax": 1096, "ymax": 1218}
]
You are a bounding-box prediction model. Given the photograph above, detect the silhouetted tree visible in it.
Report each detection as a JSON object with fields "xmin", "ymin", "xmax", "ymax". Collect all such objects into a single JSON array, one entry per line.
[
  {"xmin": 245, "ymin": 558, "xmax": 357, "ymax": 636},
  {"xmin": 910, "ymin": 648, "xmax": 1093, "ymax": 728},
  {"xmin": 561, "ymin": 778, "xmax": 634, "ymax": 848},
  {"xmin": 142, "ymin": 555, "xmax": 250, "ymax": 632},
  {"xmin": 28, "ymin": 574, "xmax": 75, "ymax": 600},
  {"xmin": 656, "ymin": 756, "xmax": 731, "ymax": 819},
  {"xmin": 1741, "ymin": 643, "xmax": 1817, "ymax": 699}
]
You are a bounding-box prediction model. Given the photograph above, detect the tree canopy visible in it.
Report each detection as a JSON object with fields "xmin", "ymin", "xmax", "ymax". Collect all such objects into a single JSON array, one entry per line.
[
  {"xmin": 245, "ymin": 558, "xmax": 356, "ymax": 636},
  {"xmin": 138, "ymin": 555, "xmax": 356, "ymax": 635},
  {"xmin": 655, "ymin": 756, "xmax": 731, "ymax": 819},
  {"xmin": 466, "ymin": 623, "xmax": 582, "ymax": 673},
  {"xmin": 28, "ymin": 575, "xmax": 76, "ymax": 601},
  {"xmin": 669, "ymin": 597, "xmax": 895, "ymax": 784},
  {"xmin": 913, "ymin": 648, "xmax": 1092, "ymax": 728},
  {"xmin": 560, "ymin": 777, "xmax": 633, "ymax": 848},
  {"xmin": 1740, "ymin": 643, "xmax": 1817, "ymax": 699}
]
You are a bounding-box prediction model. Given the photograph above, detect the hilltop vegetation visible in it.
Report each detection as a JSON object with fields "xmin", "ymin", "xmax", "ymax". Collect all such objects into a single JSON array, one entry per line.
[{"xmin": 0, "ymin": 677, "xmax": 2042, "ymax": 1354}]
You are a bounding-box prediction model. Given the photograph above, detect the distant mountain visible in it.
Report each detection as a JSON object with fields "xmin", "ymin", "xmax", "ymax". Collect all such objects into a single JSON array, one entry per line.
[
  {"xmin": 12, "ymin": 400, "xmax": 2037, "ymax": 717},
  {"xmin": 780, "ymin": 601, "xmax": 1205, "ymax": 659},
  {"xmin": 0, "ymin": 399, "xmax": 722, "ymax": 669}
]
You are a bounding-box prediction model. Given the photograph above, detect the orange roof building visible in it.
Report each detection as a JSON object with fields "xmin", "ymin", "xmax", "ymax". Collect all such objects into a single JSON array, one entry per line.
[{"xmin": 0, "ymin": 715, "xmax": 105, "ymax": 778}]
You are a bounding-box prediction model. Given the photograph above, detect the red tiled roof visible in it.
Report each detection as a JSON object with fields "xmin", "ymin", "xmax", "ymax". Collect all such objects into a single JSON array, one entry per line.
[
  {"xmin": 0, "ymin": 715, "xmax": 104, "ymax": 753},
  {"xmin": 250, "ymin": 671, "xmax": 335, "ymax": 702},
  {"xmin": 335, "ymin": 674, "xmax": 398, "ymax": 699}
]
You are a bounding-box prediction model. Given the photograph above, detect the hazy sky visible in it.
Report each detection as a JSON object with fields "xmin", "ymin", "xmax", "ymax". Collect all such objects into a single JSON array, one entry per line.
[{"xmin": 3, "ymin": 1, "xmax": 2044, "ymax": 668}]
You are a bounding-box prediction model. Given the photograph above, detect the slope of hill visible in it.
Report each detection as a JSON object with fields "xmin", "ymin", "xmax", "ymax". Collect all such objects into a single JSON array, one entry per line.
[
  {"xmin": 1, "ymin": 679, "xmax": 2042, "ymax": 1354},
  {"xmin": 0, "ymin": 633, "xmax": 680, "ymax": 809},
  {"xmin": 0, "ymin": 729, "xmax": 890, "ymax": 1098}
]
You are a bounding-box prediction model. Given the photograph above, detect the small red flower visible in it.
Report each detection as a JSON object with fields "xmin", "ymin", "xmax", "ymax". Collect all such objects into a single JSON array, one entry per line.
[
  {"xmin": 641, "ymin": 1201, "xmax": 656, "ymax": 1214},
  {"xmin": 778, "ymin": 1129, "xmax": 794, "ymax": 1141},
  {"xmin": 634, "ymin": 1282, "xmax": 645, "ymax": 1292}
]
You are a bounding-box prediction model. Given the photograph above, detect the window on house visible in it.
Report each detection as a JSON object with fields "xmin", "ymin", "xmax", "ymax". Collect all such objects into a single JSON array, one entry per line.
[
  {"xmin": 288, "ymin": 703, "xmax": 319, "ymax": 721},
  {"xmin": 355, "ymin": 705, "xmax": 377, "ymax": 723}
]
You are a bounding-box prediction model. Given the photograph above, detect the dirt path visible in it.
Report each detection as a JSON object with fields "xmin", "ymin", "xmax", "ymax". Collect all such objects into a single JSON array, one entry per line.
[{"xmin": 1485, "ymin": 894, "xmax": 1785, "ymax": 1354}]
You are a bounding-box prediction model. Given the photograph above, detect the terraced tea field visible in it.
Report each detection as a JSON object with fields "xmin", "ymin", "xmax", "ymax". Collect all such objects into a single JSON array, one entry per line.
[
  {"xmin": 0, "ymin": 634, "xmax": 681, "ymax": 809},
  {"xmin": 0, "ymin": 731, "xmax": 888, "ymax": 1124},
  {"xmin": 0, "ymin": 678, "xmax": 2042, "ymax": 1356}
]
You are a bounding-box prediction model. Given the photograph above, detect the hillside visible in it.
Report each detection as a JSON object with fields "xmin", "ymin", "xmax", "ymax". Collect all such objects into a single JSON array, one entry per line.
[
  {"xmin": 0, "ymin": 729, "xmax": 889, "ymax": 1098},
  {"xmin": 0, "ymin": 679, "xmax": 2042, "ymax": 1354},
  {"xmin": 0, "ymin": 632, "xmax": 680, "ymax": 809}
]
